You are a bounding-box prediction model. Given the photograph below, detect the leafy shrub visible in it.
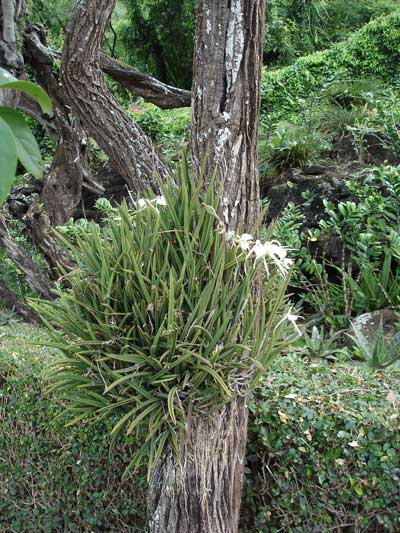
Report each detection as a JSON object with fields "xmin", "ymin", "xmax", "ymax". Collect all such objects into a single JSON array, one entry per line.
[
  {"xmin": 264, "ymin": 0, "xmax": 397, "ymax": 67},
  {"xmin": 120, "ymin": 0, "xmax": 396, "ymax": 87},
  {"xmin": 134, "ymin": 103, "xmax": 190, "ymax": 160},
  {"xmin": 0, "ymin": 325, "xmax": 146, "ymax": 532},
  {"xmin": 245, "ymin": 354, "xmax": 400, "ymax": 532},
  {"xmin": 296, "ymin": 325, "xmax": 346, "ymax": 360},
  {"xmin": 350, "ymin": 318, "xmax": 400, "ymax": 369},
  {"xmin": 2, "ymin": 327, "xmax": 399, "ymax": 531},
  {"xmin": 32, "ymin": 161, "xmax": 292, "ymax": 478},
  {"xmin": 272, "ymin": 166, "xmax": 400, "ymax": 327},
  {"xmin": 261, "ymin": 10, "xmax": 400, "ymax": 120},
  {"xmin": 259, "ymin": 121, "xmax": 322, "ymax": 177},
  {"xmin": 318, "ymin": 166, "xmax": 400, "ymax": 262},
  {"xmin": 304, "ymin": 251, "xmax": 400, "ymax": 330}
]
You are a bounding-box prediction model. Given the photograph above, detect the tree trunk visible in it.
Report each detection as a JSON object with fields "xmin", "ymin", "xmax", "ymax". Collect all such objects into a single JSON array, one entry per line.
[
  {"xmin": 0, "ymin": 277, "xmax": 39, "ymax": 323},
  {"xmin": 23, "ymin": 25, "xmax": 96, "ymax": 272},
  {"xmin": 191, "ymin": 0, "xmax": 264, "ymax": 232},
  {"xmin": 148, "ymin": 398, "xmax": 249, "ymax": 533},
  {"xmin": 148, "ymin": 2, "xmax": 265, "ymax": 532},
  {"xmin": 0, "ymin": 0, "xmax": 23, "ymax": 107},
  {"xmin": 61, "ymin": 0, "xmax": 170, "ymax": 194},
  {"xmin": 0, "ymin": 214, "xmax": 54, "ymax": 299},
  {"xmin": 0, "ymin": 0, "xmax": 23, "ymax": 73}
]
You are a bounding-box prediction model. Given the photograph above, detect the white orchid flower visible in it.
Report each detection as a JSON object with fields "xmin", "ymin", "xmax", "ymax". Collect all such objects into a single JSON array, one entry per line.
[
  {"xmin": 249, "ymin": 239, "xmax": 291, "ymax": 275},
  {"xmin": 238, "ymin": 233, "xmax": 253, "ymax": 251},
  {"xmin": 286, "ymin": 308, "xmax": 303, "ymax": 335},
  {"xmin": 155, "ymin": 195, "xmax": 167, "ymax": 206},
  {"xmin": 263, "ymin": 242, "xmax": 288, "ymax": 260},
  {"xmin": 251, "ymin": 239, "xmax": 267, "ymax": 259},
  {"xmin": 273, "ymin": 307, "xmax": 304, "ymax": 336}
]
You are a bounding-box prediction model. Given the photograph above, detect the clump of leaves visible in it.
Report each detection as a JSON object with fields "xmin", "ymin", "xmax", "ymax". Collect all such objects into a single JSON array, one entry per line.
[
  {"xmin": 298, "ymin": 325, "xmax": 346, "ymax": 360},
  {"xmin": 0, "ymin": 68, "xmax": 52, "ymax": 205},
  {"xmin": 31, "ymin": 160, "xmax": 292, "ymax": 478},
  {"xmin": 259, "ymin": 121, "xmax": 321, "ymax": 177},
  {"xmin": 350, "ymin": 318, "xmax": 400, "ymax": 369}
]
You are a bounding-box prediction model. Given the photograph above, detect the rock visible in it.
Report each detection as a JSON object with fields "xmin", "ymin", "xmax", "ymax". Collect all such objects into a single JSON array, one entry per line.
[
  {"xmin": 265, "ymin": 164, "xmax": 360, "ymax": 228},
  {"xmin": 349, "ymin": 309, "xmax": 399, "ymax": 345}
]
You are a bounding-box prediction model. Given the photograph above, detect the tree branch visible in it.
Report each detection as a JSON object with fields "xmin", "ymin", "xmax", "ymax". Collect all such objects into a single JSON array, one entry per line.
[
  {"xmin": 0, "ymin": 214, "xmax": 54, "ymax": 299},
  {"xmin": 101, "ymin": 55, "xmax": 191, "ymax": 109},
  {"xmin": 25, "ymin": 25, "xmax": 191, "ymax": 110},
  {"xmin": 0, "ymin": 277, "xmax": 40, "ymax": 323}
]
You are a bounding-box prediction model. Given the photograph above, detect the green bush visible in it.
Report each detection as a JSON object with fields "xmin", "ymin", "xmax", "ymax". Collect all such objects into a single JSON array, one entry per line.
[
  {"xmin": 133, "ymin": 102, "xmax": 190, "ymax": 160},
  {"xmin": 0, "ymin": 324, "xmax": 146, "ymax": 532},
  {"xmin": 245, "ymin": 354, "xmax": 400, "ymax": 532},
  {"xmin": 135, "ymin": 11, "xmax": 400, "ymax": 162},
  {"xmin": 261, "ymin": 10, "xmax": 400, "ymax": 119},
  {"xmin": 2, "ymin": 326, "xmax": 400, "ymax": 531},
  {"xmin": 259, "ymin": 120, "xmax": 322, "ymax": 177},
  {"xmin": 272, "ymin": 165, "xmax": 400, "ymax": 328}
]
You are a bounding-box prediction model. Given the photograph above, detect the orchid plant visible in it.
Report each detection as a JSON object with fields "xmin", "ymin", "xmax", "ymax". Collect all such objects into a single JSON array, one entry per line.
[{"xmin": 32, "ymin": 158, "xmax": 295, "ymax": 478}]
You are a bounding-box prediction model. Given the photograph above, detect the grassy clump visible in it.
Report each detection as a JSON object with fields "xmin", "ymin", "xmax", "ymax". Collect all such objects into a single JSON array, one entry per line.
[{"xmin": 32, "ymin": 162, "xmax": 290, "ymax": 478}]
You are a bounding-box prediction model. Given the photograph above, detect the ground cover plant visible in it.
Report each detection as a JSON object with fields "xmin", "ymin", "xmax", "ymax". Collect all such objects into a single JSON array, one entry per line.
[{"xmin": 1, "ymin": 324, "xmax": 399, "ymax": 532}]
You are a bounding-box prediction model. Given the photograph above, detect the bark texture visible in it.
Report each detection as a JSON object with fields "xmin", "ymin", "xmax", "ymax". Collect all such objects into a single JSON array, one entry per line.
[
  {"xmin": 0, "ymin": 277, "xmax": 39, "ymax": 323},
  {"xmin": 0, "ymin": 0, "xmax": 23, "ymax": 71},
  {"xmin": 148, "ymin": 399, "xmax": 249, "ymax": 533},
  {"xmin": 191, "ymin": 0, "xmax": 264, "ymax": 232},
  {"xmin": 24, "ymin": 25, "xmax": 95, "ymax": 272},
  {"xmin": 149, "ymin": 2, "xmax": 265, "ymax": 532},
  {"xmin": 61, "ymin": 0, "xmax": 170, "ymax": 194},
  {"xmin": 0, "ymin": 0, "xmax": 24, "ymax": 107},
  {"xmin": 0, "ymin": 215, "xmax": 54, "ymax": 299}
]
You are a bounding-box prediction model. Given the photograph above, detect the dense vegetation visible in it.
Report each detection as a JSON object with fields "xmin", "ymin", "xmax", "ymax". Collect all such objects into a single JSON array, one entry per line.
[
  {"xmin": 1, "ymin": 0, "xmax": 400, "ymax": 531},
  {"xmin": 1, "ymin": 326, "xmax": 399, "ymax": 532}
]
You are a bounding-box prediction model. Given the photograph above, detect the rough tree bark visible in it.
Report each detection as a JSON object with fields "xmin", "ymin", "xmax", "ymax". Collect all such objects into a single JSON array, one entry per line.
[
  {"xmin": 21, "ymin": 25, "xmax": 95, "ymax": 272},
  {"xmin": 61, "ymin": 0, "xmax": 170, "ymax": 194},
  {"xmin": 0, "ymin": 0, "xmax": 23, "ymax": 107},
  {"xmin": 0, "ymin": 214, "xmax": 54, "ymax": 299},
  {"xmin": 0, "ymin": 277, "xmax": 39, "ymax": 323},
  {"xmin": 148, "ymin": 2, "xmax": 265, "ymax": 532},
  {"xmin": 0, "ymin": 0, "xmax": 23, "ymax": 72},
  {"xmin": 25, "ymin": 25, "xmax": 191, "ymax": 110}
]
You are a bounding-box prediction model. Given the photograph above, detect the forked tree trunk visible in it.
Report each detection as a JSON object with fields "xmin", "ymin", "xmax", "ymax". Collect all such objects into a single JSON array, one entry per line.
[
  {"xmin": 148, "ymin": 2, "xmax": 265, "ymax": 532},
  {"xmin": 61, "ymin": 0, "xmax": 170, "ymax": 194}
]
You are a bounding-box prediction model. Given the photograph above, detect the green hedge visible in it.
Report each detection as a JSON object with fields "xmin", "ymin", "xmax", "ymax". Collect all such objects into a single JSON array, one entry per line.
[
  {"xmin": 261, "ymin": 10, "xmax": 400, "ymax": 119},
  {"xmin": 1, "ymin": 325, "xmax": 399, "ymax": 532},
  {"xmin": 246, "ymin": 354, "xmax": 400, "ymax": 532},
  {"xmin": 0, "ymin": 325, "xmax": 146, "ymax": 532}
]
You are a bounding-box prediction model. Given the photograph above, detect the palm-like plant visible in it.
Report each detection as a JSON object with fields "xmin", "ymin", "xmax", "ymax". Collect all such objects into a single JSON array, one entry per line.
[{"xmin": 31, "ymin": 160, "xmax": 292, "ymax": 477}]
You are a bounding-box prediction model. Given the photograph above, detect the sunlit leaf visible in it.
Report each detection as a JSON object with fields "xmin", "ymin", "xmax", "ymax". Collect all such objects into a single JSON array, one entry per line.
[
  {"xmin": 0, "ymin": 108, "xmax": 43, "ymax": 178},
  {"xmin": 0, "ymin": 117, "xmax": 17, "ymax": 206},
  {"xmin": 0, "ymin": 68, "xmax": 52, "ymax": 114}
]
